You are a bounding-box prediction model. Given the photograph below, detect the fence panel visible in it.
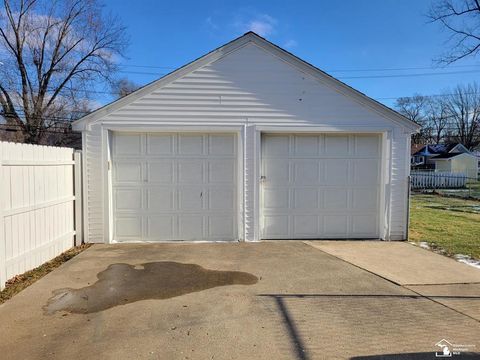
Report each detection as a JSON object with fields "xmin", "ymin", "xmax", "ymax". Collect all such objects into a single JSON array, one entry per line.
[
  {"xmin": 410, "ymin": 171, "xmax": 467, "ymax": 189},
  {"xmin": 0, "ymin": 142, "xmax": 82, "ymax": 290}
]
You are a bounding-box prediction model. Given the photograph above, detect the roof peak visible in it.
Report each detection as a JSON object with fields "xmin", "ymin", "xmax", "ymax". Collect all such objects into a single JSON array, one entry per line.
[{"xmin": 73, "ymin": 32, "xmax": 420, "ymax": 131}]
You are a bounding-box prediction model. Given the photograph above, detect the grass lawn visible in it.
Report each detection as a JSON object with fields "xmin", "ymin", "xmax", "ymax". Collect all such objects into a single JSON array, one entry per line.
[
  {"xmin": 409, "ymin": 194, "xmax": 480, "ymax": 260},
  {"xmin": 436, "ymin": 181, "xmax": 480, "ymax": 200}
]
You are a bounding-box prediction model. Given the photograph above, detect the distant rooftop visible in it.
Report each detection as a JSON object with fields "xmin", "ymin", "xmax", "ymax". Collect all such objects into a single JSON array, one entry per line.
[
  {"xmin": 413, "ymin": 143, "xmax": 462, "ymax": 156},
  {"xmin": 430, "ymin": 153, "xmax": 463, "ymax": 160}
]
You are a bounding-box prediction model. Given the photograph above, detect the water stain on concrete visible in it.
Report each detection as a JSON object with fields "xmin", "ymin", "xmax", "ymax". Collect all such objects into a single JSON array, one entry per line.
[{"xmin": 44, "ymin": 262, "xmax": 258, "ymax": 314}]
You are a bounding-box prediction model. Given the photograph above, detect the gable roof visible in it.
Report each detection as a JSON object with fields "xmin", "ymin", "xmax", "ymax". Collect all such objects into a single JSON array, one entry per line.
[
  {"xmin": 413, "ymin": 143, "xmax": 470, "ymax": 156},
  {"xmin": 431, "ymin": 152, "xmax": 478, "ymax": 160},
  {"xmin": 411, "ymin": 143, "xmax": 424, "ymax": 155},
  {"xmin": 73, "ymin": 32, "xmax": 420, "ymax": 132},
  {"xmin": 431, "ymin": 153, "xmax": 463, "ymax": 159}
]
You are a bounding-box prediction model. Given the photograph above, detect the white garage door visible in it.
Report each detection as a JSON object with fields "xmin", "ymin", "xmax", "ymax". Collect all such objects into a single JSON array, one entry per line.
[
  {"xmin": 112, "ymin": 133, "xmax": 237, "ymax": 241},
  {"xmin": 261, "ymin": 134, "xmax": 381, "ymax": 239}
]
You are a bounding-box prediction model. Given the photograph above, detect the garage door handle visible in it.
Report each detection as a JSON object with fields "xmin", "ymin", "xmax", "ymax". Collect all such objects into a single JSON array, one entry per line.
[{"xmin": 260, "ymin": 176, "xmax": 266, "ymax": 182}]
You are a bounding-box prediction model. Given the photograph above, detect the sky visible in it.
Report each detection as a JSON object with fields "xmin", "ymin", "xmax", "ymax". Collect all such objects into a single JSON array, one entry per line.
[{"xmin": 100, "ymin": 0, "xmax": 480, "ymax": 108}]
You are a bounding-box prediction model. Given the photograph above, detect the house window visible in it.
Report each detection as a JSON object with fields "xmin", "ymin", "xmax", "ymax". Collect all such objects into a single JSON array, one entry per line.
[{"xmin": 413, "ymin": 155, "xmax": 424, "ymax": 164}]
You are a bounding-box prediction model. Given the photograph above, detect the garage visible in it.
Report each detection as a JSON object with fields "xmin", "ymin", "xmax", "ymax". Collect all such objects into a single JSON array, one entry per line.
[
  {"xmin": 111, "ymin": 133, "xmax": 238, "ymax": 241},
  {"xmin": 261, "ymin": 134, "xmax": 381, "ymax": 239},
  {"xmin": 73, "ymin": 32, "xmax": 419, "ymax": 243}
]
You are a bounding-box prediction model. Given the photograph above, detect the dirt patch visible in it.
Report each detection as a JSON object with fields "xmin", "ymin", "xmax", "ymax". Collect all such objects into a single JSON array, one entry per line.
[
  {"xmin": 44, "ymin": 262, "xmax": 258, "ymax": 314},
  {"xmin": 0, "ymin": 244, "xmax": 91, "ymax": 305}
]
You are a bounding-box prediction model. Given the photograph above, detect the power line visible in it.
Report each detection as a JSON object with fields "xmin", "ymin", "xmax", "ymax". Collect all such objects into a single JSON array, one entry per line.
[
  {"xmin": 117, "ymin": 62, "xmax": 480, "ymax": 73},
  {"xmin": 114, "ymin": 68, "xmax": 480, "ymax": 79},
  {"xmin": 119, "ymin": 64, "xmax": 176, "ymax": 70},
  {"xmin": 325, "ymin": 64, "xmax": 480, "ymax": 72},
  {"xmin": 339, "ymin": 69, "xmax": 480, "ymax": 79},
  {"xmin": 2, "ymin": 82, "xmax": 480, "ymax": 100}
]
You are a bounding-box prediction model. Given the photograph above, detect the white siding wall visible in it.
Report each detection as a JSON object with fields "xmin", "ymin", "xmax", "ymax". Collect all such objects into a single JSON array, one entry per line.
[
  {"xmin": 451, "ymin": 156, "xmax": 478, "ymax": 179},
  {"xmin": 84, "ymin": 123, "xmax": 104, "ymax": 243},
  {"xmin": 83, "ymin": 43, "xmax": 412, "ymax": 242},
  {"xmin": 389, "ymin": 129, "xmax": 410, "ymax": 240}
]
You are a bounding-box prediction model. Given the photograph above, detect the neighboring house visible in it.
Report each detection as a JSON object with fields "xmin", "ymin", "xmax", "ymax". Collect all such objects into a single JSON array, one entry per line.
[
  {"xmin": 432, "ymin": 153, "xmax": 478, "ymax": 179},
  {"xmin": 410, "ymin": 143, "xmax": 425, "ymax": 166},
  {"xmin": 411, "ymin": 143, "xmax": 478, "ymax": 178},
  {"xmin": 473, "ymin": 151, "xmax": 480, "ymax": 177},
  {"xmin": 73, "ymin": 32, "xmax": 419, "ymax": 243}
]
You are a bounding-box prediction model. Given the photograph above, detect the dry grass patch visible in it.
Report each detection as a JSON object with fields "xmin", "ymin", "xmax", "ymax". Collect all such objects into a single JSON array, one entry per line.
[{"xmin": 0, "ymin": 244, "xmax": 91, "ymax": 304}]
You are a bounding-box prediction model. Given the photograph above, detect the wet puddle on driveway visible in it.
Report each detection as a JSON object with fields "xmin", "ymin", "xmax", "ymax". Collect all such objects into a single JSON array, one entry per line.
[{"xmin": 44, "ymin": 262, "xmax": 258, "ymax": 314}]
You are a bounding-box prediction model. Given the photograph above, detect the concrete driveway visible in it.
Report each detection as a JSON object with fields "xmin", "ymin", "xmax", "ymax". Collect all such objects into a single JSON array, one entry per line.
[{"xmin": 0, "ymin": 241, "xmax": 479, "ymax": 359}]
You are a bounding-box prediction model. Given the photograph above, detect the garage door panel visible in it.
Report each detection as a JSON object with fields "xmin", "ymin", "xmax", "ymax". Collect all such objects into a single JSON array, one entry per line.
[
  {"xmin": 325, "ymin": 135, "xmax": 349, "ymax": 156},
  {"xmin": 262, "ymin": 134, "xmax": 380, "ymax": 239},
  {"xmin": 114, "ymin": 162, "xmax": 142, "ymax": 183},
  {"xmin": 293, "ymin": 188, "xmax": 319, "ymax": 209},
  {"xmin": 209, "ymin": 216, "xmax": 235, "ymax": 237},
  {"xmin": 114, "ymin": 133, "xmax": 142, "ymax": 156},
  {"xmin": 265, "ymin": 159, "xmax": 289, "ymax": 184},
  {"xmin": 263, "ymin": 135, "xmax": 290, "ymax": 157},
  {"xmin": 324, "ymin": 159, "xmax": 349, "ymax": 185},
  {"xmin": 146, "ymin": 134, "xmax": 174, "ymax": 155},
  {"xmin": 324, "ymin": 215, "xmax": 348, "ymax": 236},
  {"xmin": 355, "ymin": 135, "xmax": 380, "ymax": 156},
  {"xmin": 208, "ymin": 160, "xmax": 235, "ymax": 183},
  {"xmin": 178, "ymin": 215, "xmax": 204, "ymax": 239},
  {"xmin": 352, "ymin": 160, "xmax": 379, "ymax": 185},
  {"xmin": 147, "ymin": 188, "xmax": 175, "ymax": 211},
  {"xmin": 263, "ymin": 188, "xmax": 289, "ymax": 209},
  {"xmin": 208, "ymin": 134, "xmax": 235, "ymax": 155},
  {"xmin": 352, "ymin": 188, "xmax": 378, "ymax": 210},
  {"xmin": 324, "ymin": 189, "xmax": 349, "ymax": 209},
  {"xmin": 115, "ymin": 217, "xmax": 142, "ymax": 238},
  {"xmin": 293, "ymin": 215, "xmax": 319, "ymax": 236},
  {"xmin": 178, "ymin": 134, "xmax": 204, "ymax": 154},
  {"xmin": 263, "ymin": 215, "xmax": 289, "ymax": 237},
  {"xmin": 294, "ymin": 136, "xmax": 320, "ymax": 156},
  {"xmin": 352, "ymin": 214, "xmax": 378, "ymax": 235},
  {"xmin": 209, "ymin": 188, "xmax": 235, "ymax": 210},
  {"xmin": 147, "ymin": 161, "xmax": 174, "ymax": 183},
  {"xmin": 293, "ymin": 161, "xmax": 319, "ymax": 185},
  {"xmin": 178, "ymin": 160, "xmax": 204, "ymax": 184},
  {"xmin": 112, "ymin": 133, "xmax": 237, "ymax": 241},
  {"xmin": 115, "ymin": 189, "xmax": 142, "ymax": 210},
  {"xmin": 178, "ymin": 187, "xmax": 205, "ymax": 210},
  {"xmin": 146, "ymin": 216, "xmax": 174, "ymax": 240}
]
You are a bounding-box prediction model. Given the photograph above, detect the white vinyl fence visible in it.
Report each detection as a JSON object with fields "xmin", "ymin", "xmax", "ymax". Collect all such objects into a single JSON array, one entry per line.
[
  {"xmin": 0, "ymin": 142, "xmax": 82, "ymax": 290},
  {"xmin": 410, "ymin": 171, "xmax": 467, "ymax": 189}
]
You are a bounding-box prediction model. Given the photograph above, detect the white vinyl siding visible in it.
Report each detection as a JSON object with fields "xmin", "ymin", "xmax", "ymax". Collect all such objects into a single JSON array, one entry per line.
[
  {"xmin": 434, "ymin": 154, "xmax": 478, "ymax": 179},
  {"xmin": 111, "ymin": 133, "xmax": 237, "ymax": 241},
  {"xmin": 83, "ymin": 124, "xmax": 103, "ymax": 243},
  {"xmin": 80, "ymin": 42, "xmax": 413, "ymax": 242},
  {"xmin": 388, "ymin": 129, "xmax": 409, "ymax": 240},
  {"xmin": 100, "ymin": 44, "xmax": 404, "ymax": 127}
]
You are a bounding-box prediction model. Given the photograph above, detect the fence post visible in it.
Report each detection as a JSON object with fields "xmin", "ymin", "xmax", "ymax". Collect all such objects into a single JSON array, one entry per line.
[
  {"xmin": 405, "ymin": 175, "xmax": 411, "ymax": 241},
  {"xmin": 74, "ymin": 151, "xmax": 83, "ymax": 246},
  {"xmin": 0, "ymin": 142, "xmax": 5, "ymax": 289}
]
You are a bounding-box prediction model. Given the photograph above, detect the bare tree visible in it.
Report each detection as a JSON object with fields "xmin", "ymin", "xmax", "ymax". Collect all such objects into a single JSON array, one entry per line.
[
  {"xmin": 443, "ymin": 83, "xmax": 480, "ymax": 149},
  {"xmin": 425, "ymin": 97, "xmax": 450, "ymax": 144},
  {"xmin": 395, "ymin": 94, "xmax": 428, "ymax": 123},
  {"xmin": 111, "ymin": 77, "xmax": 139, "ymax": 98},
  {"xmin": 395, "ymin": 94, "xmax": 432, "ymax": 144},
  {"xmin": 429, "ymin": 0, "xmax": 480, "ymax": 64},
  {"xmin": 0, "ymin": 0, "xmax": 127, "ymax": 144}
]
